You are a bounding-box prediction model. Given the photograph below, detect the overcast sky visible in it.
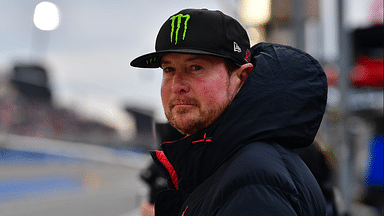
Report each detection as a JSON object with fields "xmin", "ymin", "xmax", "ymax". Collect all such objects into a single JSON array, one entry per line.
[{"xmin": 0, "ymin": 0, "xmax": 238, "ymax": 133}]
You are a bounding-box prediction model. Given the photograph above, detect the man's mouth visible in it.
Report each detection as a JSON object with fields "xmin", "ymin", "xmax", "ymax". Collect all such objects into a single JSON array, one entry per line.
[
  {"xmin": 170, "ymin": 98, "xmax": 198, "ymax": 109},
  {"xmin": 176, "ymin": 102, "xmax": 193, "ymax": 105},
  {"xmin": 173, "ymin": 103, "xmax": 195, "ymax": 109}
]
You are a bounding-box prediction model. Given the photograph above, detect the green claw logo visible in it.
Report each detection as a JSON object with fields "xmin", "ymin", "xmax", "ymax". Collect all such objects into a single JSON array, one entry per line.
[{"xmin": 169, "ymin": 14, "xmax": 190, "ymax": 45}]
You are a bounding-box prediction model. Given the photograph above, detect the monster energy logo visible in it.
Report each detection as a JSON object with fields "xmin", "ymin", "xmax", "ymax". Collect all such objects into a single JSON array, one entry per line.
[{"xmin": 169, "ymin": 14, "xmax": 190, "ymax": 45}]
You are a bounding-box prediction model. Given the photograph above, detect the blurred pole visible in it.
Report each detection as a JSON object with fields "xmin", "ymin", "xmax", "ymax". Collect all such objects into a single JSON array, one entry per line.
[
  {"xmin": 337, "ymin": 0, "xmax": 353, "ymax": 215},
  {"xmin": 292, "ymin": 0, "xmax": 305, "ymax": 50},
  {"xmin": 31, "ymin": 27, "xmax": 50, "ymax": 58}
]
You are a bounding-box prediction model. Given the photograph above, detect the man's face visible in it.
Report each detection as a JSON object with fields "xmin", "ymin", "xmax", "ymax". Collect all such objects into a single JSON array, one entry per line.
[{"xmin": 161, "ymin": 54, "xmax": 244, "ymax": 135}]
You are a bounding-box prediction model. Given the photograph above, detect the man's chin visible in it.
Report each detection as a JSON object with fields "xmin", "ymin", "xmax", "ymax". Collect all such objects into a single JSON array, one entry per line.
[
  {"xmin": 168, "ymin": 115, "xmax": 202, "ymax": 135},
  {"xmin": 174, "ymin": 125, "xmax": 201, "ymax": 136}
]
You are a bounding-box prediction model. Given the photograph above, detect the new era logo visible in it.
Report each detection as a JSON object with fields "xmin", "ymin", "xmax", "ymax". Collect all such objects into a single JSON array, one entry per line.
[{"xmin": 234, "ymin": 42, "xmax": 242, "ymax": 53}]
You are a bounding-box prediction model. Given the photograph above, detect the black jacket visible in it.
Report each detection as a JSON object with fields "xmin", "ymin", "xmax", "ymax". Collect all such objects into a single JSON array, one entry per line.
[{"xmin": 151, "ymin": 43, "xmax": 328, "ymax": 216}]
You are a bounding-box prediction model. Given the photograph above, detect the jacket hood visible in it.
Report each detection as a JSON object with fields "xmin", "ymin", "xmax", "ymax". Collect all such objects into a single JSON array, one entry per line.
[{"xmin": 212, "ymin": 42, "xmax": 328, "ymax": 149}]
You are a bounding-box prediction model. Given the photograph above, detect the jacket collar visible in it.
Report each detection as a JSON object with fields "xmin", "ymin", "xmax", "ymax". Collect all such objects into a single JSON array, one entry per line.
[{"xmin": 155, "ymin": 113, "xmax": 245, "ymax": 192}]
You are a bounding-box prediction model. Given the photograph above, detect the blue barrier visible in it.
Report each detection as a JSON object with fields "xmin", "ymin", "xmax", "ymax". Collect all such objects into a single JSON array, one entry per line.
[{"xmin": 0, "ymin": 149, "xmax": 83, "ymax": 164}]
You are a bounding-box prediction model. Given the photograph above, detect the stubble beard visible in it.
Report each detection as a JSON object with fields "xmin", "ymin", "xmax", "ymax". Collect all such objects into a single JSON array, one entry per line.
[{"xmin": 165, "ymin": 90, "xmax": 233, "ymax": 136}]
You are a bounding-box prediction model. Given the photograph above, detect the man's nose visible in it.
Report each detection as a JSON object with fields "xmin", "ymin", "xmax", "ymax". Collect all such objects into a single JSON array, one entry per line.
[{"xmin": 170, "ymin": 72, "xmax": 190, "ymax": 94}]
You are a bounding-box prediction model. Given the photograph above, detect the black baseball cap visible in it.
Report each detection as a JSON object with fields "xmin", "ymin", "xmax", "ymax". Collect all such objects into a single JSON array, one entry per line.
[{"xmin": 130, "ymin": 8, "xmax": 251, "ymax": 68}]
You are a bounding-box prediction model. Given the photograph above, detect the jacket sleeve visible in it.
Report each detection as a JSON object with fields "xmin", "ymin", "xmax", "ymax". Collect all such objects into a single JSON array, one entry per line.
[{"xmin": 212, "ymin": 184, "xmax": 299, "ymax": 216}]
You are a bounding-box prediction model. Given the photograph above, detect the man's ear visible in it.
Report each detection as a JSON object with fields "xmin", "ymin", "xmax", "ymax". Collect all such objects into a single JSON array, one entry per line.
[
  {"xmin": 238, "ymin": 63, "xmax": 254, "ymax": 85},
  {"xmin": 230, "ymin": 63, "xmax": 254, "ymax": 96}
]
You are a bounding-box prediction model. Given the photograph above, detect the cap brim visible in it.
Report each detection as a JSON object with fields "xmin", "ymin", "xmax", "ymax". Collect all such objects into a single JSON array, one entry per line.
[{"xmin": 130, "ymin": 49, "xmax": 230, "ymax": 68}]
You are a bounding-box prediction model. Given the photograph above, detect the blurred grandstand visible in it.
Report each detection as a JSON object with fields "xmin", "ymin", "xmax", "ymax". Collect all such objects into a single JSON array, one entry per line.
[{"xmin": 0, "ymin": 62, "xmax": 156, "ymax": 151}]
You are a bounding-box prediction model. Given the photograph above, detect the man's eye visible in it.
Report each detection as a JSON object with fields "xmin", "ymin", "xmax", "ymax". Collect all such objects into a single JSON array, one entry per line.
[
  {"xmin": 191, "ymin": 65, "xmax": 201, "ymax": 71},
  {"xmin": 163, "ymin": 67, "xmax": 174, "ymax": 73}
]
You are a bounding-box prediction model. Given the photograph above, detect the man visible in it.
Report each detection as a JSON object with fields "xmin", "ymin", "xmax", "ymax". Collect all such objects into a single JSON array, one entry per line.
[{"xmin": 131, "ymin": 8, "xmax": 327, "ymax": 216}]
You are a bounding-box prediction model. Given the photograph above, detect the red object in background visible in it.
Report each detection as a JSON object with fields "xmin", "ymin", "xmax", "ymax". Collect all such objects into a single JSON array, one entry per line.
[
  {"xmin": 324, "ymin": 65, "xmax": 339, "ymax": 86},
  {"xmin": 325, "ymin": 56, "xmax": 384, "ymax": 88},
  {"xmin": 351, "ymin": 55, "xmax": 384, "ymax": 88}
]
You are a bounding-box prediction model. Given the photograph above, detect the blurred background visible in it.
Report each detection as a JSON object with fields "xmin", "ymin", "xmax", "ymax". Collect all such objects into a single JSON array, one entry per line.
[{"xmin": 0, "ymin": 0, "xmax": 382, "ymax": 215}]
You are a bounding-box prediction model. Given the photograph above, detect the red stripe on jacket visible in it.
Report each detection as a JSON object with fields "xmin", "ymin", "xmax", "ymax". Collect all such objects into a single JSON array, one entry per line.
[{"xmin": 154, "ymin": 150, "xmax": 179, "ymax": 190}]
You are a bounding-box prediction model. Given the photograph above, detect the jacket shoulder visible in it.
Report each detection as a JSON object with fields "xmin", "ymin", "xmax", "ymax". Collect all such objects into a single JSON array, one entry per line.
[{"xmin": 207, "ymin": 141, "xmax": 325, "ymax": 216}]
